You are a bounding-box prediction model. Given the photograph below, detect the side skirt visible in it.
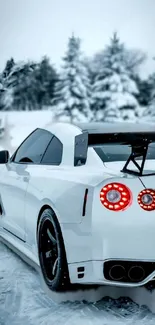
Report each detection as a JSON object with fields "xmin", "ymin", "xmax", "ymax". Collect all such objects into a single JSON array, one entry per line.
[
  {"xmin": 0, "ymin": 228, "xmax": 40, "ymax": 272},
  {"xmin": 3, "ymin": 227, "xmax": 26, "ymax": 243}
]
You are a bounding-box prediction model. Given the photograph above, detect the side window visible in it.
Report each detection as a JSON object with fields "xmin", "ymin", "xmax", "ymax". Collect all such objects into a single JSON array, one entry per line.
[
  {"xmin": 41, "ymin": 136, "xmax": 63, "ymax": 165},
  {"xmin": 13, "ymin": 129, "xmax": 53, "ymax": 164}
]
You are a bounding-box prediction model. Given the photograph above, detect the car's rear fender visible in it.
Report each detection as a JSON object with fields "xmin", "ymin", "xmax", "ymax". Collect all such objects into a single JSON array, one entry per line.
[{"xmin": 60, "ymin": 176, "xmax": 146, "ymax": 264}]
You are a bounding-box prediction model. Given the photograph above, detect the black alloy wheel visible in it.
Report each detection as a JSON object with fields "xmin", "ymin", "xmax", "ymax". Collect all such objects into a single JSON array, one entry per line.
[{"xmin": 37, "ymin": 208, "xmax": 69, "ymax": 291}]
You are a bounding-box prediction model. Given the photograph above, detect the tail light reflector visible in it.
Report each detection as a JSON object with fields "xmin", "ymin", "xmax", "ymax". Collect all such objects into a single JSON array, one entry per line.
[
  {"xmin": 100, "ymin": 182, "xmax": 132, "ymax": 211},
  {"xmin": 138, "ymin": 189, "xmax": 155, "ymax": 211}
]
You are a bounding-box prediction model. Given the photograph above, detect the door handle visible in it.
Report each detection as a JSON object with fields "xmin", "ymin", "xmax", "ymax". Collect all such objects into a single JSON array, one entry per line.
[{"xmin": 23, "ymin": 176, "xmax": 29, "ymax": 182}]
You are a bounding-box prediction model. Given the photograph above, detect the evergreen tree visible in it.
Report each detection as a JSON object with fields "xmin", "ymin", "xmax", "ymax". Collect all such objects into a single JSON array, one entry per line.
[
  {"xmin": 0, "ymin": 58, "xmax": 15, "ymax": 110},
  {"xmin": 13, "ymin": 62, "xmax": 38, "ymax": 110},
  {"xmin": 143, "ymin": 73, "xmax": 155, "ymax": 120},
  {"xmin": 133, "ymin": 75, "xmax": 152, "ymax": 107},
  {"xmin": 2, "ymin": 58, "xmax": 15, "ymax": 78},
  {"xmin": 0, "ymin": 73, "xmax": 14, "ymax": 111},
  {"xmin": 123, "ymin": 49, "xmax": 146, "ymax": 76},
  {"xmin": 2, "ymin": 61, "xmax": 37, "ymax": 110},
  {"xmin": 53, "ymin": 35, "xmax": 92, "ymax": 122},
  {"xmin": 1, "ymin": 58, "xmax": 57, "ymax": 111},
  {"xmin": 34, "ymin": 56, "xmax": 58, "ymax": 109},
  {"xmin": 150, "ymin": 83, "xmax": 155, "ymax": 117},
  {"xmin": 0, "ymin": 82, "xmax": 5, "ymax": 110},
  {"xmin": 92, "ymin": 33, "xmax": 139, "ymax": 122},
  {"xmin": 86, "ymin": 47, "xmax": 146, "ymax": 86}
]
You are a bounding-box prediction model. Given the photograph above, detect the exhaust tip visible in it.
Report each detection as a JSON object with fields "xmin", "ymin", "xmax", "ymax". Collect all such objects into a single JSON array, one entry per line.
[
  {"xmin": 109, "ymin": 264, "xmax": 125, "ymax": 281},
  {"xmin": 128, "ymin": 265, "xmax": 145, "ymax": 282}
]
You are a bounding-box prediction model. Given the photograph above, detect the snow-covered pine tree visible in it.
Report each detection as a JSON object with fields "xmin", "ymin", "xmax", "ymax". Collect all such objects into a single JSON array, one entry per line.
[
  {"xmin": 133, "ymin": 75, "xmax": 152, "ymax": 108},
  {"xmin": 149, "ymin": 76, "xmax": 155, "ymax": 117},
  {"xmin": 1, "ymin": 57, "xmax": 57, "ymax": 111},
  {"xmin": 142, "ymin": 73, "xmax": 155, "ymax": 121},
  {"xmin": 0, "ymin": 71, "xmax": 13, "ymax": 111},
  {"xmin": 34, "ymin": 56, "xmax": 58, "ymax": 109},
  {"xmin": 2, "ymin": 60, "xmax": 38, "ymax": 110},
  {"xmin": 2, "ymin": 58, "xmax": 15, "ymax": 78},
  {"xmin": 92, "ymin": 33, "xmax": 139, "ymax": 122},
  {"xmin": 0, "ymin": 59, "xmax": 15, "ymax": 110},
  {"xmin": 85, "ymin": 48, "xmax": 146, "ymax": 86},
  {"xmin": 0, "ymin": 81, "xmax": 5, "ymax": 110},
  {"xmin": 53, "ymin": 35, "xmax": 92, "ymax": 122}
]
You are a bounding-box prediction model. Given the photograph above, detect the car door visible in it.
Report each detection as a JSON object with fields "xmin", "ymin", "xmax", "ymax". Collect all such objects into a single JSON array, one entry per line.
[
  {"xmin": 24, "ymin": 135, "xmax": 63, "ymax": 242},
  {"xmin": 0, "ymin": 128, "xmax": 53, "ymax": 241}
]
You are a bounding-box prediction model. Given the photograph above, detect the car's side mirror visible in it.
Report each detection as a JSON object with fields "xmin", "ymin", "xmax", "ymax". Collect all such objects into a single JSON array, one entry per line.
[{"xmin": 0, "ymin": 150, "xmax": 9, "ymax": 164}]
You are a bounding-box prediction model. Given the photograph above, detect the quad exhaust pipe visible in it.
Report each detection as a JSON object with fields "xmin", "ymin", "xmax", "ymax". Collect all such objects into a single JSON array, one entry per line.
[
  {"xmin": 109, "ymin": 264, "xmax": 125, "ymax": 281},
  {"xmin": 128, "ymin": 265, "xmax": 145, "ymax": 282},
  {"xmin": 108, "ymin": 264, "xmax": 145, "ymax": 282}
]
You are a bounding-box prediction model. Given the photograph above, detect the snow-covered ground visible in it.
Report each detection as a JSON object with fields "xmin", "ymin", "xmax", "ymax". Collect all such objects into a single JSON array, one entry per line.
[
  {"xmin": 1, "ymin": 242, "xmax": 155, "ymax": 325},
  {"xmin": 1, "ymin": 110, "xmax": 155, "ymax": 324}
]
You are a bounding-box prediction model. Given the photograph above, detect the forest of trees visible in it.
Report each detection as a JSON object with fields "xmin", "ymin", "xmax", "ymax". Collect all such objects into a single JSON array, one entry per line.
[{"xmin": 0, "ymin": 33, "xmax": 155, "ymax": 123}]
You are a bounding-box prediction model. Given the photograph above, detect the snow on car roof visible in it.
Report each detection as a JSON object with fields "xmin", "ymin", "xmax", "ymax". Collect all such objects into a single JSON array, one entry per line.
[{"xmin": 74, "ymin": 122, "xmax": 155, "ymax": 134}]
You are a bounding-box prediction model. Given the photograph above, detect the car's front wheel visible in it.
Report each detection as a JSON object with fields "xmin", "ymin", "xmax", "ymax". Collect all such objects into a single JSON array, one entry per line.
[{"xmin": 37, "ymin": 208, "xmax": 69, "ymax": 291}]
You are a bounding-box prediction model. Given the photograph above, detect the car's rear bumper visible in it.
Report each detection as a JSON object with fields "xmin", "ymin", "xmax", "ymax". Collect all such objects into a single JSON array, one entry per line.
[
  {"xmin": 68, "ymin": 260, "xmax": 155, "ymax": 287},
  {"xmin": 63, "ymin": 208, "xmax": 155, "ymax": 262},
  {"xmin": 62, "ymin": 177, "xmax": 155, "ymax": 287},
  {"xmin": 66, "ymin": 219, "xmax": 155, "ymax": 287}
]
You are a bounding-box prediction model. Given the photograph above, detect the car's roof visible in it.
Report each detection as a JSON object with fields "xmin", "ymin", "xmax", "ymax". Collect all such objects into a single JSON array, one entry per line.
[{"xmin": 73, "ymin": 122, "xmax": 155, "ymax": 134}]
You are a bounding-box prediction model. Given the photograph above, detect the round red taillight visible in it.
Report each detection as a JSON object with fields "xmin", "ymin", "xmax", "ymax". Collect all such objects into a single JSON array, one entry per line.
[
  {"xmin": 100, "ymin": 182, "xmax": 132, "ymax": 211},
  {"xmin": 138, "ymin": 189, "xmax": 155, "ymax": 211}
]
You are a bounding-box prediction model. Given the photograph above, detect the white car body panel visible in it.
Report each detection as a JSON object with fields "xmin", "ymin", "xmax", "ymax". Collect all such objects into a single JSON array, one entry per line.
[
  {"xmin": 0, "ymin": 163, "xmax": 28, "ymax": 241},
  {"xmin": 1, "ymin": 122, "xmax": 155, "ymax": 288}
]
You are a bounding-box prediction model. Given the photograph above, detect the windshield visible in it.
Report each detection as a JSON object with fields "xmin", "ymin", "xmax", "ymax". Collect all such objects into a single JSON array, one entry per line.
[{"xmin": 94, "ymin": 142, "xmax": 155, "ymax": 163}]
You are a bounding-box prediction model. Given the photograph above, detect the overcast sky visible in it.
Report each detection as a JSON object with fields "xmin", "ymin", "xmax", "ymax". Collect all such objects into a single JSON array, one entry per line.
[{"xmin": 0, "ymin": 0, "xmax": 155, "ymax": 77}]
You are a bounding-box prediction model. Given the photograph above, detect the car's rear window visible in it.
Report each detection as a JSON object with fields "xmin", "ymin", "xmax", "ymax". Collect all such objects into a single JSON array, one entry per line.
[{"xmin": 94, "ymin": 142, "xmax": 155, "ymax": 163}]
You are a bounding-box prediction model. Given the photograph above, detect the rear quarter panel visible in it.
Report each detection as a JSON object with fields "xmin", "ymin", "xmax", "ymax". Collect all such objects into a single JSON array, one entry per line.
[{"xmin": 24, "ymin": 165, "xmax": 105, "ymax": 246}]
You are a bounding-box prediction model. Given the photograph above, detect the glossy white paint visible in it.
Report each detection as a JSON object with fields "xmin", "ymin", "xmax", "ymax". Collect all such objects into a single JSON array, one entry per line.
[
  {"xmin": 0, "ymin": 163, "xmax": 28, "ymax": 240},
  {"xmin": 1, "ymin": 122, "xmax": 155, "ymax": 288}
]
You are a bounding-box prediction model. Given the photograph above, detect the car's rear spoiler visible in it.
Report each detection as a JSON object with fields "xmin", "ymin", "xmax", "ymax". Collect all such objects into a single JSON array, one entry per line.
[{"xmin": 74, "ymin": 131, "xmax": 155, "ymax": 176}]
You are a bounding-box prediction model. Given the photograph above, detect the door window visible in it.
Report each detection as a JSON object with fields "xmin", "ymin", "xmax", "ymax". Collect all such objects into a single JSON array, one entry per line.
[{"xmin": 13, "ymin": 129, "xmax": 53, "ymax": 163}]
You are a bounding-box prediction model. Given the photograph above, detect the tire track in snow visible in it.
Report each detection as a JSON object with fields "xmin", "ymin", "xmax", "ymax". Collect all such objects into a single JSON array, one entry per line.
[{"xmin": 0, "ymin": 242, "xmax": 155, "ymax": 325}]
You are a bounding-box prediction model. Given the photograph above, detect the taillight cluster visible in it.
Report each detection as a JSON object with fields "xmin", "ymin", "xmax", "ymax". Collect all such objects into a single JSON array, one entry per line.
[
  {"xmin": 100, "ymin": 182, "xmax": 132, "ymax": 211},
  {"xmin": 100, "ymin": 183, "xmax": 155, "ymax": 212},
  {"xmin": 137, "ymin": 189, "xmax": 155, "ymax": 211}
]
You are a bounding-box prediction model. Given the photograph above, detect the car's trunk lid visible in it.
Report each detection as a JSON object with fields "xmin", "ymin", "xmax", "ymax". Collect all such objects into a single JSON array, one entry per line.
[{"xmin": 104, "ymin": 160, "xmax": 155, "ymax": 186}]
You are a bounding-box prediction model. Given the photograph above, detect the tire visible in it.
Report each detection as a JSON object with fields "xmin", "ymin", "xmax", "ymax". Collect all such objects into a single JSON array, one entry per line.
[{"xmin": 37, "ymin": 208, "xmax": 69, "ymax": 292}]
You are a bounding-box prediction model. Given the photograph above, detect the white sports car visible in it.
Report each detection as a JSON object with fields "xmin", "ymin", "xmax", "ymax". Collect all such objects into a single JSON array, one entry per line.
[{"xmin": 1, "ymin": 121, "xmax": 155, "ymax": 292}]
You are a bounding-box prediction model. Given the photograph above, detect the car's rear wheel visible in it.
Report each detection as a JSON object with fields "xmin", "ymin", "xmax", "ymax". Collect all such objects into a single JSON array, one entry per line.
[{"xmin": 37, "ymin": 208, "xmax": 69, "ymax": 291}]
